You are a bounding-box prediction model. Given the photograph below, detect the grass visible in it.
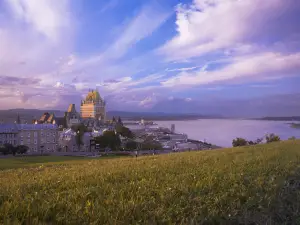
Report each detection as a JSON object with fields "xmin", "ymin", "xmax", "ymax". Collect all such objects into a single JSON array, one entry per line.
[
  {"xmin": 0, "ymin": 141, "xmax": 300, "ymax": 224},
  {"xmin": 0, "ymin": 156, "xmax": 86, "ymax": 170},
  {"xmin": 0, "ymin": 155, "xmax": 127, "ymax": 170}
]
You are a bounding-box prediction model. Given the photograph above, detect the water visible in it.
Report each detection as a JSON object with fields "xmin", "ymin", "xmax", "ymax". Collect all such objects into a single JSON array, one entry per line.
[{"xmin": 155, "ymin": 119, "xmax": 300, "ymax": 147}]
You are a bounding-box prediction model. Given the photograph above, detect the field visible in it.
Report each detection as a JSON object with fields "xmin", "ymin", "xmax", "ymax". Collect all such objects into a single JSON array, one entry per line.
[
  {"xmin": 0, "ymin": 155, "xmax": 125, "ymax": 170},
  {"xmin": 0, "ymin": 156, "xmax": 87, "ymax": 170},
  {"xmin": 0, "ymin": 141, "xmax": 300, "ymax": 224}
]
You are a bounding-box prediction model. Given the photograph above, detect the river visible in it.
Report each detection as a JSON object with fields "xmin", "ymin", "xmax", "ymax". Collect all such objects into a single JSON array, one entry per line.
[{"xmin": 154, "ymin": 119, "xmax": 300, "ymax": 147}]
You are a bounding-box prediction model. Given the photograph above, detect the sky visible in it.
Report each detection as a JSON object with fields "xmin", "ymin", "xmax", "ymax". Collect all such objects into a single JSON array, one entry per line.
[{"xmin": 0, "ymin": 0, "xmax": 300, "ymax": 117}]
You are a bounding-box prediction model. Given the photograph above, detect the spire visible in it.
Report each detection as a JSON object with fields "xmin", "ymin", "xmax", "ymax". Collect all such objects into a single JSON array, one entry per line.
[{"xmin": 16, "ymin": 113, "xmax": 21, "ymax": 124}]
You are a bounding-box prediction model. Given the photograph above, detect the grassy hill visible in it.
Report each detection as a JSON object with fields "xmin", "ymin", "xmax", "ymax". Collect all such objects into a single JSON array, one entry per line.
[{"xmin": 0, "ymin": 141, "xmax": 300, "ymax": 224}]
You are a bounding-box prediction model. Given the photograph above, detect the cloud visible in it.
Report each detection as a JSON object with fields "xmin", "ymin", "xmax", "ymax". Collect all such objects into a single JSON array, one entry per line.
[
  {"xmin": 161, "ymin": 52, "xmax": 300, "ymax": 87},
  {"xmin": 5, "ymin": 0, "xmax": 72, "ymax": 42},
  {"xmin": 159, "ymin": 0, "xmax": 300, "ymax": 61},
  {"xmin": 0, "ymin": 0, "xmax": 75, "ymax": 82},
  {"xmin": 0, "ymin": 76, "xmax": 40, "ymax": 86}
]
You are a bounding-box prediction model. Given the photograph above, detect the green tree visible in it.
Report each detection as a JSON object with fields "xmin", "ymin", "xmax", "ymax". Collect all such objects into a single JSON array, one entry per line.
[
  {"xmin": 116, "ymin": 125, "xmax": 134, "ymax": 139},
  {"xmin": 4, "ymin": 143, "xmax": 16, "ymax": 156},
  {"xmin": 16, "ymin": 145, "xmax": 29, "ymax": 154},
  {"xmin": 289, "ymin": 136, "xmax": 296, "ymax": 140},
  {"xmin": 125, "ymin": 140, "xmax": 138, "ymax": 150},
  {"xmin": 94, "ymin": 131, "xmax": 121, "ymax": 151},
  {"xmin": 232, "ymin": 138, "xmax": 248, "ymax": 147},
  {"xmin": 71, "ymin": 124, "xmax": 87, "ymax": 150},
  {"xmin": 266, "ymin": 133, "xmax": 280, "ymax": 143},
  {"xmin": 141, "ymin": 141, "xmax": 162, "ymax": 150},
  {"xmin": 0, "ymin": 146, "xmax": 9, "ymax": 155}
]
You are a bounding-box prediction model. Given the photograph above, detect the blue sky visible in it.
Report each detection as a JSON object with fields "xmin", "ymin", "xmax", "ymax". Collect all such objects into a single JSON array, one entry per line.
[{"xmin": 0, "ymin": 0, "xmax": 300, "ymax": 116}]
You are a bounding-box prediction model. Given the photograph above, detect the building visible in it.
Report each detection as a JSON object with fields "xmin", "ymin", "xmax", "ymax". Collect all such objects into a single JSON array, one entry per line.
[
  {"xmin": 64, "ymin": 104, "xmax": 81, "ymax": 128},
  {"xmin": 33, "ymin": 112, "xmax": 57, "ymax": 124},
  {"xmin": 80, "ymin": 89, "xmax": 106, "ymax": 121},
  {"xmin": 17, "ymin": 124, "xmax": 58, "ymax": 153},
  {"xmin": 171, "ymin": 124, "xmax": 175, "ymax": 134},
  {"xmin": 0, "ymin": 123, "xmax": 59, "ymax": 153},
  {"xmin": 0, "ymin": 124, "xmax": 18, "ymax": 146}
]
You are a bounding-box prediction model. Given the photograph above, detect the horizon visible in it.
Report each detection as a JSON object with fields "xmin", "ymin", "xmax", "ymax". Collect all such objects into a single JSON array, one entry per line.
[{"xmin": 0, "ymin": 0, "xmax": 299, "ymax": 117}]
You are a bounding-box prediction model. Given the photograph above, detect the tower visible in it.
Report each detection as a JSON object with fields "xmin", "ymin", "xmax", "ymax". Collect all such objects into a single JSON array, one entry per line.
[
  {"xmin": 171, "ymin": 124, "xmax": 175, "ymax": 134},
  {"xmin": 15, "ymin": 113, "xmax": 21, "ymax": 124},
  {"xmin": 80, "ymin": 89, "xmax": 106, "ymax": 121}
]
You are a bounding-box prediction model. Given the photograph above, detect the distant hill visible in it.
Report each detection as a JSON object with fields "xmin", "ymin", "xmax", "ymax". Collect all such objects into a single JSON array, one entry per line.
[
  {"xmin": 106, "ymin": 111, "xmax": 223, "ymax": 121},
  {"xmin": 0, "ymin": 109, "xmax": 223, "ymax": 123},
  {"xmin": 258, "ymin": 116, "xmax": 300, "ymax": 121}
]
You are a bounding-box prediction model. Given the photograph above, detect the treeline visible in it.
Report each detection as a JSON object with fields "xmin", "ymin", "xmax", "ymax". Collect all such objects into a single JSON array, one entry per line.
[
  {"xmin": 0, "ymin": 144, "xmax": 29, "ymax": 156},
  {"xmin": 232, "ymin": 134, "xmax": 296, "ymax": 147}
]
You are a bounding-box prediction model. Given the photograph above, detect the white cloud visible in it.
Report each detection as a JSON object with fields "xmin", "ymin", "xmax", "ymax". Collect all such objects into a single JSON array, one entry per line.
[
  {"xmin": 159, "ymin": 0, "xmax": 300, "ymax": 61},
  {"xmin": 161, "ymin": 52, "xmax": 300, "ymax": 87}
]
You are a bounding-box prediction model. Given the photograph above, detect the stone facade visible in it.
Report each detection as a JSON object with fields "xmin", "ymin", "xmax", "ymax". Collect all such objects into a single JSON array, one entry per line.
[
  {"xmin": 0, "ymin": 124, "xmax": 18, "ymax": 146},
  {"xmin": 0, "ymin": 123, "xmax": 59, "ymax": 153},
  {"xmin": 17, "ymin": 124, "xmax": 58, "ymax": 153},
  {"xmin": 64, "ymin": 104, "xmax": 81, "ymax": 128}
]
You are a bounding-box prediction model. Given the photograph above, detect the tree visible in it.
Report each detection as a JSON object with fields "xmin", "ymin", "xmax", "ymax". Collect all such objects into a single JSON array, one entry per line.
[
  {"xmin": 116, "ymin": 125, "xmax": 134, "ymax": 139},
  {"xmin": 71, "ymin": 123, "xmax": 87, "ymax": 151},
  {"xmin": 4, "ymin": 143, "xmax": 16, "ymax": 156},
  {"xmin": 141, "ymin": 141, "xmax": 162, "ymax": 150},
  {"xmin": 0, "ymin": 146, "xmax": 9, "ymax": 155},
  {"xmin": 16, "ymin": 145, "xmax": 29, "ymax": 154},
  {"xmin": 125, "ymin": 140, "xmax": 138, "ymax": 150},
  {"xmin": 266, "ymin": 133, "xmax": 280, "ymax": 143},
  {"xmin": 248, "ymin": 140, "xmax": 255, "ymax": 145},
  {"xmin": 94, "ymin": 130, "xmax": 121, "ymax": 151},
  {"xmin": 232, "ymin": 138, "xmax": 248, "ymax": 147},
  {"xmin": 289, "ymin": 136, "xmax": 296, "ymax": 140}
]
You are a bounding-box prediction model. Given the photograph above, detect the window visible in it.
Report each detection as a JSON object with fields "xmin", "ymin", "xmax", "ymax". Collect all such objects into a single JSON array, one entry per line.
[
  {"xmin": 27, "ymin": 139, "xmax": 30, "ymax": 144},
  {"xmin": 53, "ymin": 138, "xmax": 56, "ymax": 143},
  {"xmin": 27, "ymin": 132, "xmax": 30, "ymax": 137},
  {"xmin": 34, "ymin": 132, "xmax": 37, "ymax": 137},
  {"xmin": 41, "ymin": 131, "xmax": 44, "ymax": 136},
  {"xmin": 20, "ymin": 140, "xmax": 23, "ymax": 145},
  {"xmin": 53, "ymin": 145, "xmax": 56, "ymax": 151},
  {"xmin": 34, "ymin": 139, "xmax": 37, "ymax": 144}
]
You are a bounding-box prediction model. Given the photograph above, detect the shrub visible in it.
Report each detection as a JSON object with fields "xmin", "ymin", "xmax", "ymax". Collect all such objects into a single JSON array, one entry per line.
[
  {"xmin": 232, "ymin": 138, "xmax": 248, "ymax": 147},
  {"xmin": 266, "ymin": 133, "xmax": 280, "ymax": 143}
]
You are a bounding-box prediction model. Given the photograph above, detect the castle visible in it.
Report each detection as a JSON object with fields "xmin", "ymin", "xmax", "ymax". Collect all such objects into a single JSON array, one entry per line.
[
  {"xmin": 80, "ymin": 89, "xmax": 106, "ymax": 120},
  {"xmin": 63, "ymin": 89, "xmax": 106, "ymax": 128}
]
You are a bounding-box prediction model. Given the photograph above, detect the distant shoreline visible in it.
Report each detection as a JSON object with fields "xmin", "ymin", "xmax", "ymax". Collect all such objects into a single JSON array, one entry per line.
[{"xmin": 288, "ymin": 123, "xmax": 300, "ymax": 129}]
